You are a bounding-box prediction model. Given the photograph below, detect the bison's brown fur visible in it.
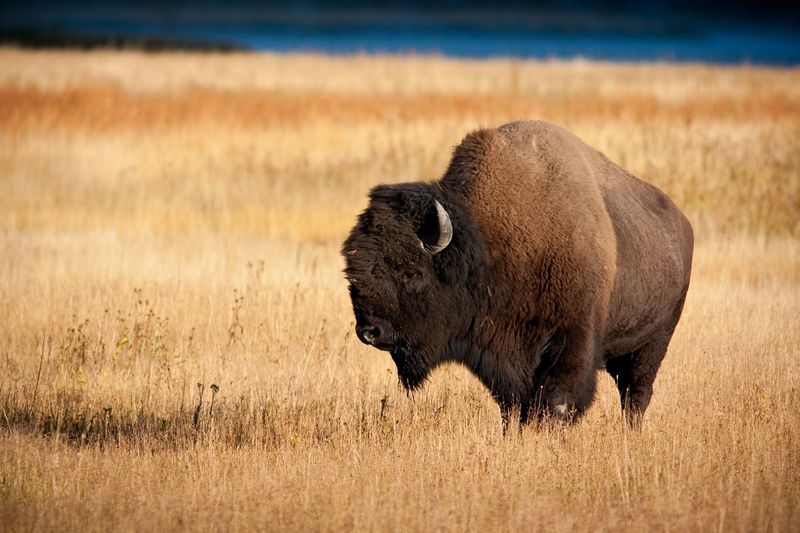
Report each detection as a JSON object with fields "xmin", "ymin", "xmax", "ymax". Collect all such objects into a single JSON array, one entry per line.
[{"xmin": 343, "ymin": 120, "xmax": 693, "ymax": 428}]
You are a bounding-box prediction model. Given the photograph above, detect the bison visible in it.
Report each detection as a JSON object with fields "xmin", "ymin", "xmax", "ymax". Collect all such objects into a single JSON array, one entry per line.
[{"xmin": 342, "ymin": 120, "xmax": 693, "ymax": 429}]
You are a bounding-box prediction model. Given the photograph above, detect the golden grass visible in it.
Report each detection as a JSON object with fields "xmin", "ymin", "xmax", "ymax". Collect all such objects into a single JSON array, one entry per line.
[
  {"xmin": 0, "ymin": 49, "xmax": 798, "ymax": 531},
  {"xmin": 2, "ymin": 53, "xmax": 798, "ymax": 239}
]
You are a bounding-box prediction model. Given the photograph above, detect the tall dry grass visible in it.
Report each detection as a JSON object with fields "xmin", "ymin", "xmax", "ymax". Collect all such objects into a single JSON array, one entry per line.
[{"xmin": 0, "ymin": 49, "xmax": 798, "ymax": 532}]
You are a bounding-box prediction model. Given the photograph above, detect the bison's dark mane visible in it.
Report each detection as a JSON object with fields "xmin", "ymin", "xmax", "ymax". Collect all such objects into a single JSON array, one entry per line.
[{"xmin": 366, "ymin": 182, "xmax": 490, "ymax": 288}]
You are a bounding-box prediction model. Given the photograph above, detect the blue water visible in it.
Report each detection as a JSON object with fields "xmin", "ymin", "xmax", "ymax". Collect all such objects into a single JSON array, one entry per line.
[
  {"xmin": 236, "ymin": 28, "xmax": 800, "ymax": 64},
  {"xmin": 4, "ymin": 7, "xmax": 800, "ymax": 65}
]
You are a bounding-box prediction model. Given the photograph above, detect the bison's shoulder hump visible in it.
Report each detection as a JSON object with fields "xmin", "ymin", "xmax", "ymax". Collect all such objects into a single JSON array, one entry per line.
[{"xmin": 441, "ymin": 128, "xmax": 504, "ymax": 190}]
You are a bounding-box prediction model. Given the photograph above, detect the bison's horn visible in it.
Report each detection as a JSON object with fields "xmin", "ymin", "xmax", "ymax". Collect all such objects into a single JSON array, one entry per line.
[{"xmin": 424, "ymin": 200, "xmax": 453, "ymax": 254}]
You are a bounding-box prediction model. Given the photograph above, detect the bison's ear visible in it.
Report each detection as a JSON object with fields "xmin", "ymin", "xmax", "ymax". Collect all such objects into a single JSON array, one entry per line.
[{"xmin": 417, "ymin": 200, "xmax": 453, "ymax": 254}]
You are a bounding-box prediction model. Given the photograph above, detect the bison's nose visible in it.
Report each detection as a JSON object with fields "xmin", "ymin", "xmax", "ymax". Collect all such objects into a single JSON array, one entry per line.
[{"xmin": 357, "ymin": 324, "xmax": 383, "ymax": 346}]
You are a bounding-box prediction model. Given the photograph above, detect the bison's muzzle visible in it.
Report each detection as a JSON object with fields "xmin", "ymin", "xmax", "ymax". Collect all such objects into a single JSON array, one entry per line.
[{"xmin": 355, "ymin": 317, "xmax": 395, "ymax": 350}]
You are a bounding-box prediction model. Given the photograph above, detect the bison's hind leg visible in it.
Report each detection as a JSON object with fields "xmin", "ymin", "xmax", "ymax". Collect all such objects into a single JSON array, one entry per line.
[{"xmin": 605, "ymin": 336, "xmax": 671, "ymax": 426}]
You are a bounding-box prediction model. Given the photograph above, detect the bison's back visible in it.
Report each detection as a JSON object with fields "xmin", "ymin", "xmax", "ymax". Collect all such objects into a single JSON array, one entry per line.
[
  {"xmin": 442, "ymin": 120, "xmax": 693, "ymax": 359},
  {"xmin": 495, "ymin": 120, "xmax": 693, "ymax": 358},
  {"xmin": 443, "ymin": 120, "xmax": 619, "ymax": 338}
]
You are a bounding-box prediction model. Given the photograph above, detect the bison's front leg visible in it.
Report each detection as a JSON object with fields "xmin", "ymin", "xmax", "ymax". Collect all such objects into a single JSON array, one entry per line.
[
  {"xmin": 530, "ymin": 328, "xmax": 600, "ymax": 423},
  {"xmin": 500, "ymin": 402, "xmax": 513, "ymax": 436},
  {"xmin": 498, "ymin": 398, "xmax": 524, "ymax": 436}
]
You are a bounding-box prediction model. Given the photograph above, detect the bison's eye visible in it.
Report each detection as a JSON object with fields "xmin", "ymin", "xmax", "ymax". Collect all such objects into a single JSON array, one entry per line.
[{"xmin": 401, "ymin": 268, "xmax": 423, "ymax": 283}]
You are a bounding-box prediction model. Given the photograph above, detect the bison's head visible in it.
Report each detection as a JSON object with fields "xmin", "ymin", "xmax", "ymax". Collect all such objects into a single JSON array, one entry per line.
[{"xmin": 342, "ymin": 183, "xmax": 482, "ymax": 390}]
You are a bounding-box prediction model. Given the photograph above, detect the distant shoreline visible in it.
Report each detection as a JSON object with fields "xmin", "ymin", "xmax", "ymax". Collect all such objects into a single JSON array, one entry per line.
[
  {"xmin": 2, "ymin": 26, "xmax": 799, "ymax": 65},
  {"xmin": 0, "ymin": 29, "xmax": 245, "ymax": 52}
]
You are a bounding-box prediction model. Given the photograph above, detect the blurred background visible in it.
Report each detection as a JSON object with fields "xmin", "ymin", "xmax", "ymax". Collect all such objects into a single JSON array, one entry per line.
[
  {"xmin": 2, "ymin": 0, "xmax": 800, "ymax": 63},
  {"xmin": 1, "ymin": 1, "xmax": 799, "ymax": 531}
]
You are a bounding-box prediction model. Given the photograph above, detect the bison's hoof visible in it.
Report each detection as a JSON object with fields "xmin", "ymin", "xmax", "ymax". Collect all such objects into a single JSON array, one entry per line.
[{"xmin": 550, "ymin": 402, "xmax": 577, "ymax": 422}]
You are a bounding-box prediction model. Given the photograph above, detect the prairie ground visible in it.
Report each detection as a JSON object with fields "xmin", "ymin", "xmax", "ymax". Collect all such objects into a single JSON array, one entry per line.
[{"xmin": 0, "ymin": 49, "xmax": 798, "ymax": 531}]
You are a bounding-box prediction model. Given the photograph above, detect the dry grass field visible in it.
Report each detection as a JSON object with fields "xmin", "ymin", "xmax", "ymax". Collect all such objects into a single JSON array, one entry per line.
[{"xmin": 0, "ymin": 49, "xmax": 798, "ymax": 531}]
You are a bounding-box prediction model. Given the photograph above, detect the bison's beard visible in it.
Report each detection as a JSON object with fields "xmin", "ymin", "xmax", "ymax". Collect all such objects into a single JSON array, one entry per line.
[{"xmin": 390, "ymin": 340, "xmax": 432, "ymax": 391}]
